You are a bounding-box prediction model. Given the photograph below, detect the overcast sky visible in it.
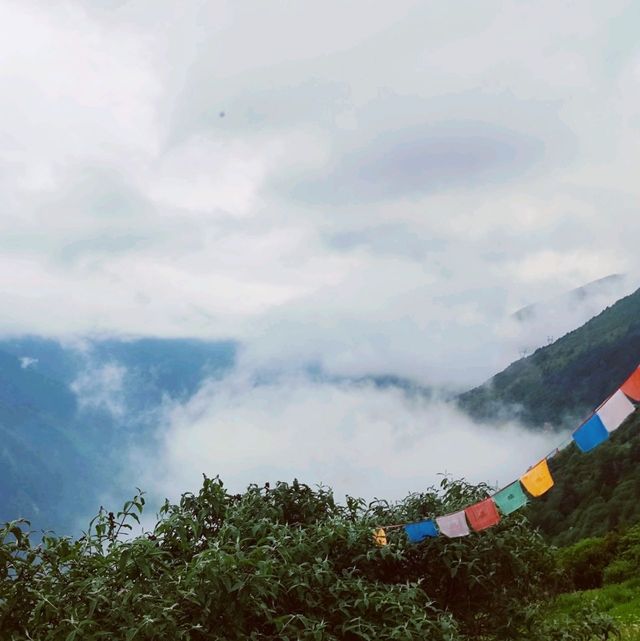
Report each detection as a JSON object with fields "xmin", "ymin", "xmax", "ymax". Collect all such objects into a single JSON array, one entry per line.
[
  {"xmin": 6, "ymin": 0, "xmax": 640, "ymax": 506},
  {"xmin": 2, "ymin": 0, "xmax": 639, "ymax": 387}
]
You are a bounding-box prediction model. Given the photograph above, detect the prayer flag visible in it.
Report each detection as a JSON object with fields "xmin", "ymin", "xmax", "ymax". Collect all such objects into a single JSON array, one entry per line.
[
  {"xmin": 404, "ymin": 519, "xmax": 438, "ymax": 543},
  {"xmin": 621, "ymin": 366, "xmax": 640, "ymax": 402},
  {"xmin": 520, "ymin": 459, "xmax": 554, "ymax": 497},
  {"xmin": 373, "ymin": 528, "xmax": 387, "ymax": 546},
  {"xmin": 493, "ymin": 481, "xmax": 528, "ymax": 515},
  {"xmin": 597, "ymin": 390, "xmax": 635, "ymax": 432},
  {"xmin": 436, "ymin": 510, "xmax": 470, "ymax": 538},
  {"xmin": 465, "ymin": 498, "xmax": 500, "ymax": 532},
  {"xmin": 573, "ymin": 414, "xmax": 609, "ymax": 452}
]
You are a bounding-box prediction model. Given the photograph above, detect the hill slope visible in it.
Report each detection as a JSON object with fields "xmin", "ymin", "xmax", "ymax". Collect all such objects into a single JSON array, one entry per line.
[
  {"xmin": 0, "ymin": 337, "xmax": 236, "ymax": 533},
  {"xmin": 459, "ymin": 287, "xmax": 640, "ymax": 429},
  {"xmin": 459, "ymin": 286, "xmax": 640, "ymax": 544},
  {"xmin": 528, "ymin": 411, "xmax": 640, "ymax": 545}
]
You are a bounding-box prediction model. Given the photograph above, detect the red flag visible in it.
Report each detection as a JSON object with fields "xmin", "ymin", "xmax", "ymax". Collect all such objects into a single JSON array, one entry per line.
[
  {"xmin": 465, "ymin": 498, "xmax": 500, "ymax": 532},
  {"xmin": 621, "ymin": 367, "xmax": 640, "ymax": 402}
]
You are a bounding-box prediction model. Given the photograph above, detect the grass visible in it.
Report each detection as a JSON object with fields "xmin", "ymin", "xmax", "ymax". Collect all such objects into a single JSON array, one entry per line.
[{"xmin": 548, "ymin": 578, "xmax": 640, "ymax": 639}]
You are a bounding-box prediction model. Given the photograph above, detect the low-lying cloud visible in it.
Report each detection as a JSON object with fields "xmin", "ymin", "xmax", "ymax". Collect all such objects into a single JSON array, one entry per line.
[{"xmin": 134, "ymin": 370, "xmax": 563, "ymax": 504}]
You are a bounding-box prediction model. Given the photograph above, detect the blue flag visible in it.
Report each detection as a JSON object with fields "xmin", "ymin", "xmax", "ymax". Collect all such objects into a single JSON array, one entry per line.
[
  {"xmin": 573, "ymin": 414, "xmax": 609, "ymax": 452},
  {"xmin": 404, "ymin": 519, "xmax": 438, "ymax": 543}
]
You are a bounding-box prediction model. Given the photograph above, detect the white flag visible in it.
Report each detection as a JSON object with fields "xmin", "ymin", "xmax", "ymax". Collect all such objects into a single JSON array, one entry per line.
[
  {"xmin": 436, "ymin": 510, "xmax": 470, "ymax": 538},
  {"xmin": 597, "ymin": 389, "xmax": 635, "ymax": 432}
]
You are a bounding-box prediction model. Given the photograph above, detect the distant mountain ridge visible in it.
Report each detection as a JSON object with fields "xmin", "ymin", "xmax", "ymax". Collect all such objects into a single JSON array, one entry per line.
[
  {"xmin": 2, "ymin": 285, "xmax": 637, "ymax": 536},
  {"xmin": 0, "ymin": 337, "xmax": 236, "ymax": 533},
  {"xmin": 512, "ymin": 274, "xmax": 627, "ymax": 323}
]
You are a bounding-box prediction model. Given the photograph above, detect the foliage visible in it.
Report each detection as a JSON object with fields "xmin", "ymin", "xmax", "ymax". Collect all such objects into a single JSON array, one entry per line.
[
  {"xmin": 548, "ymin": 577, "xmax": 640, "ymax": 626},
  {"xmin": 521, "ymin": 602, "xmax": 618, "ymax": 641},
  {"xmin": 558, "ymin": 534, "xmax": 619, "ymax": 590},
  {"xmin": 554, "ymin": 522, "xmax": 640, "ymax": 594},
  {"xmin": 527, "ymin": 415, "xmax": 640, "ymax": 546},
  {"xmin": 0, "ymin": 476, "xmax": 610, "ymax": 641},
  {"xmin": 602, "ymin": 526, "xmax": 640, "ymax": 585}
]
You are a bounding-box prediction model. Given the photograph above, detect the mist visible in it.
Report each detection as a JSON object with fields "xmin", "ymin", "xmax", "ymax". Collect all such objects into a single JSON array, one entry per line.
[{"xmin": 130, "ymin": 367, "xmax": 564, "ymax": 505}]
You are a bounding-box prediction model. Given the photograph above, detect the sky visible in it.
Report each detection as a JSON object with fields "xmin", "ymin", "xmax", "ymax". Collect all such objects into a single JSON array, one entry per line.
[{"xmin": 2, "ymin": 0, "xmax": 640, "ymax": 504}]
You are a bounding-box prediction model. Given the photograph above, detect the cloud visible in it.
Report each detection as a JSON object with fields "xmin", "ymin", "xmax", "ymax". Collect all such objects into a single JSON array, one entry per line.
[
  {"xmin": 19, "ymin": 356, "xmax": 38, "ymax": 369},
  {"xmin": 0, "ymin": 0, "xmax": 638, "ymax": 391},
  {"xmin": 133, "ymin": 370, "xmax": 562, "ymax": 503},
  {"xmin": 3, "ymin": 0, "xmax": 639, "ymax": 517},
  {"xmin": 286, "ymin": 121, "xmax": 546, "ymax": 205},
  {"xmin": 71, "ymin": 362, "xmax": 127, "ymax": 418}
]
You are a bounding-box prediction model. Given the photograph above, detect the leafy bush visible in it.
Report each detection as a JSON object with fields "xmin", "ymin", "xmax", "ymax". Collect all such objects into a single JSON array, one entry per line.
[
  {"xmin": 521, "ymin": 603, "xmax": 618, "ymax": 641},
  {"xmin": 604, "ymin": 525, "xmax": 640, "ymax": 585},
  {"xmin": 0, "ymin": 476, "xmax": 617, "ymax": 640},
  {"xmin": 559, "ymin": 534, "xmax": 618, "ymax": 590}
]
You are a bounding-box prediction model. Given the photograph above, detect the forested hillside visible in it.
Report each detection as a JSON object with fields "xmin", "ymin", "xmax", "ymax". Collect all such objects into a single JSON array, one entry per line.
[
  {"xmin": 459, "ymin": 287, "xmax": 640, "ymax": 429},
  {"xmin": 0, "ymin": 337, "xmax": 235, "ymax": 533},
  {"xmin": 528, "ymin": 411, "xmax": 640, "ymax": 545},
  {"xmin": 458, "ymin": 287, "xmax": 640, "ymax": 544}
]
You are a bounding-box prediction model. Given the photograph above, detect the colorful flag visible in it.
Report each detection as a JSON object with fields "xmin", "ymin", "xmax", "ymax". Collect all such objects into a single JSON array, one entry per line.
[
  {"xmin": 493, "ymin": 481, "xmax": 528, "ymax": 515},
  {"xmin": 520, "ymin": 459, "xmax": 554, "ymax": 497},
  {"xmin": 373, "ymin": 528, "xmax": 387, "ymax": 546},
  {"xmin": 436, "ymin": 510, "xmax": 470, "ymax": 538},
  {"xmin": 465, "ymin": 498, "xmax": 500, "ymax": 531},
  {"xmin": 621, "ymin": 366, "xmax": 640, "ymax": 402},
  {"xmin": 573, "ymin": 414, "xmax": 609, "ymax": 452},
  {"xmin": 404, "ymin": 519, "xmax": 439, "ymax": 543},
  {"xmin": 597, "ymin": 389, "xmax": 635, "ymax": 432}
]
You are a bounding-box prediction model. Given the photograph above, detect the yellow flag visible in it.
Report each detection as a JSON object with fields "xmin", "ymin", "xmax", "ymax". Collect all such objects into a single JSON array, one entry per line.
[
  {"xmin": 520, "ymin": 459, "xmax": 554, "ymax": 497},
  {"xmin": 373, "ymin": 528, "xmax": 387, "ymax": 546}
]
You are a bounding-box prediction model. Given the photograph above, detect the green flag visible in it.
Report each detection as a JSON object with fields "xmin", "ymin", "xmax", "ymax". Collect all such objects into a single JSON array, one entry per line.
[{"xmin": 493, "ymin": 481, "xmax": 528, "ymax": 515}]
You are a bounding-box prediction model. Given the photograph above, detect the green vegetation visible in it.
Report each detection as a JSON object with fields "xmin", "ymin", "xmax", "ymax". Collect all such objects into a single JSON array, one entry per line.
[
  {"xmin": 456, "ymin": 287, "xmax": 640, "ymax": 545},
  {"xmin": 557, "ymin": 522, "xmax": 640, "ymax": 592},
  {"xmin": 459, "ymin": 287, "xmax": 640, "ymax": 428},
  {"xmin": 5, "ymin": 291, "xmax": 640, "ymax": 637},
  {"xmin": 527, "ymin": 410, "xmax": 640, "ymax": 546},
  {"xmin": 0, "ymin": 476, "xmax": 617, "ymax": 640},
  {"xmin": 535, "ymin": 520, "xmax": 640, "ymax": 639}
]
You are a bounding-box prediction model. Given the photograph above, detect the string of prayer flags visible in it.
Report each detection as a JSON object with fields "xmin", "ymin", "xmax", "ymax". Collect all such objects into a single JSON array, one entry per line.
[
  {"xmin": 573, "ymin": 414, "xmax": 609, "ymax": 452},
  {"xmin": 436, "ymin": 510, "xmax": 470, "ymax": 538},
  {"xmin": 493, "ymin": 481, "xmax": 528, "ymax": 515},
  {"xmin": 598, "ymin": 389, "xmax": 635, "ymax": 432},
  {"xmin": 465, "ymin": 498, "xmax": 500, "ymax": 532},
  {"xmin": 371, "ymin": 363, "xmax": 640, "ymax": 547},
  {"xmin": 373, "ymin": 528, "xmax": 387, "ymax": 547},
  {"xmin": 621, "ymin": 366, "xmax": 640, "ymax": 402},
  {"xmin": 520, "ymin": 459, "xmax": 554, "ymax": 497},
  {"xmin": 404, "ymin": 519, "xmax": 439, "ymax": 543}
]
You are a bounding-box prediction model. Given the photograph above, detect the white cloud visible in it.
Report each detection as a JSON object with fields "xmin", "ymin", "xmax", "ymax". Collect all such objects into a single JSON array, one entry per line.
[
  {"xmin": 71, "ymin": 362, "xmax": 127, "ymax": 418},
  {"xmin": 2, "ymin": 0, "xmax": 638, "ymax": 514},
  {"xmin": 0, "ymin": 0, "xmax": 638, "ymax": 390},
  {"xmin": 510, "ymin": 249, "xmax": 627, "ymax": 287},
  {"xmin": 134, "ymin": 370, "xmax": 562, "ymax": 503},
  {"xmin": 19, "ymin": 356, "xmax": 38, "ymax": 369}
]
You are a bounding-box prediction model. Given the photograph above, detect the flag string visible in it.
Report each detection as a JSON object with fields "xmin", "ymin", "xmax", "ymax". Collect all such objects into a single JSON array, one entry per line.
[{"xmin": 374, "ymin": 362, "xmax": 640, "ymax": 542}]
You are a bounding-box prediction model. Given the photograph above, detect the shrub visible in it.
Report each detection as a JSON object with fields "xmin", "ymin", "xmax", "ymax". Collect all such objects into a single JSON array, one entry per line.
[
  {"xmin": 558, "ymin": 534, "xmax": 618, "ymax": 590},
  {"xmin": 0, "ymin": 476, "xmax": 618, "ymax": 640}
]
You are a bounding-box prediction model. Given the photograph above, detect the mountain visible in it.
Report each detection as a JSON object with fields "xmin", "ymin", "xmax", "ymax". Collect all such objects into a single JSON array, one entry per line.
[
  {"xmin": 459, "ymin": 286, "xmax": 640, "ymax": 544},
  {"xmin": 459, "ymin": 286, "xmax": 640, "ymax": 429},
  {"xmin": 528, "ymin": 411, "xmax": 640, "ymax": 545},
  {"xmin": 0, "ymin": 337, "xmax": 236, "ymax": 533},
  {"xmin": 512, "ymin": 274, "xmax": 628, "ymax": 324}
]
